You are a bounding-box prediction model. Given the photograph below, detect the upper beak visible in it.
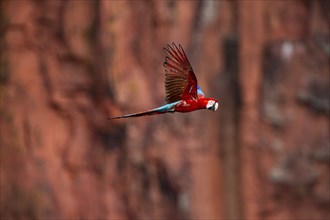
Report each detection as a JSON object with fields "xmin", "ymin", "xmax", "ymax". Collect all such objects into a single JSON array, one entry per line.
[{"xmin": 213, "ymin": 102, "xmax": 219, "ymax": 112}]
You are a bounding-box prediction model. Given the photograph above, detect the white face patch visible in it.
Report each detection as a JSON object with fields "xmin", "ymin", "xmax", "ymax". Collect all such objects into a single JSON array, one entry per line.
[
  {"xmin": 206, "ymin": 100, "xmax": 218, "ymax": 112},
  {"xmin": 206, "ymin": 100, "xmax": 215, "ymax": 109}
]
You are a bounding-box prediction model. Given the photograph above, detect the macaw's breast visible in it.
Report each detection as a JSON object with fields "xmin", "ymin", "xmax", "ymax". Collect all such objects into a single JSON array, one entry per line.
[{"xmin": 174, "ymin": 99, "xmax": 204, "ymax": 112}]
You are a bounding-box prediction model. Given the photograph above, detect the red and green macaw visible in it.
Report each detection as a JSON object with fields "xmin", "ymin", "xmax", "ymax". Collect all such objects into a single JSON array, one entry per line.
[{"xmin": 109, "ymin": 43, "xmax": 218, "ymax": 119}]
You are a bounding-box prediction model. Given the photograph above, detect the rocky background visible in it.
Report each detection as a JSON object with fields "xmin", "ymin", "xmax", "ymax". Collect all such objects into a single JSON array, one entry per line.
[{"xmin": 1, "ymin": 1, "xmax": 329, "ymax": 220}]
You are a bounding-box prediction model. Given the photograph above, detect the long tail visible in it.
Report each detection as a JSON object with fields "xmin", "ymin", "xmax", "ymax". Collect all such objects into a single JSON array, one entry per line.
[
  {"xmin": 109, "ymin": 109, "xmax": 166, "ymax": 119},
  {"xmin": 108, "ymin": 101, "xmax": 180, "ymax": 119}
]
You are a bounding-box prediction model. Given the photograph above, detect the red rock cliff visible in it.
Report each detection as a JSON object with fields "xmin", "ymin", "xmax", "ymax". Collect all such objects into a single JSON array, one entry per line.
[{"xmin": 1, "ymin": 1, "xmax": 329, "ymax": 220}]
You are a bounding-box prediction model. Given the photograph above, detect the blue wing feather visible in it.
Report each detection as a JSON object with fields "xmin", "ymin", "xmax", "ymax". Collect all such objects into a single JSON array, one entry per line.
[{"xmin": 197, "ymin": 85, "xmax": 205, "ymax": 97}]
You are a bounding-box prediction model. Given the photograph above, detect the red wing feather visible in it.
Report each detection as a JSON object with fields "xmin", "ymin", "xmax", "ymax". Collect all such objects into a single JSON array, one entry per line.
[{"xmin": 163, "ymin": 43, "xmax": 198, "ymax": 103}]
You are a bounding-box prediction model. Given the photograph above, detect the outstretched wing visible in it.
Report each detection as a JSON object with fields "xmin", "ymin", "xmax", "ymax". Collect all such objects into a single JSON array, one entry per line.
[{"xmin": 163, "ymin": 43, "xmax": 198, "ymax": 103}]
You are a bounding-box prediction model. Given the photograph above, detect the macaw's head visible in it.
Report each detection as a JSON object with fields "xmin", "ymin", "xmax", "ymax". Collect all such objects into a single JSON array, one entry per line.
[{"xmin": 201, "ymin": 98, "xmax": 219, "ymax": 112}]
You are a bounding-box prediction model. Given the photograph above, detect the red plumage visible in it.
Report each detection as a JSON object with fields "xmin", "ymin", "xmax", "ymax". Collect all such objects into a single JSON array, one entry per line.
[
  {"xmin": 163, "ymin": 43, "xmax": 198, "ymax": 103},
  {"xmin": 109, "ymin": 43, "xmax": 218, "ymax": 119}
]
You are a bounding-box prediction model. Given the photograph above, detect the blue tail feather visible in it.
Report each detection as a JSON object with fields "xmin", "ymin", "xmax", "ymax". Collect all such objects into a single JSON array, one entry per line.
[{"xmin": 109, "ymin": 101, "xmax": 180, "ymax": 119}]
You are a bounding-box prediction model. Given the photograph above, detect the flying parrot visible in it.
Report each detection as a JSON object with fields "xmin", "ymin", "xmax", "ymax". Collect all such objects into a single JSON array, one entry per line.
[{"xmin": 109, "ymin": 43, "xmax": 218, "ymax": 119}]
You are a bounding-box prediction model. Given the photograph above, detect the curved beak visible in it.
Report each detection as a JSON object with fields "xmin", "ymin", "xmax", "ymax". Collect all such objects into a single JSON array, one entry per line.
[
  {"xmin": 213, "ymin": 102, "xmax": 218, "ymax": 112},
  {"xmin": 206, "ymin": 102, "xmax": 219, "ymax": 111}
]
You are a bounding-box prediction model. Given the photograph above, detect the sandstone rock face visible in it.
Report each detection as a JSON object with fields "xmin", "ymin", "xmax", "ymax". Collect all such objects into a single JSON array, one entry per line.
[{"xmin": 1, "ymin": 1, "xmax": 329, "ymax": 220}]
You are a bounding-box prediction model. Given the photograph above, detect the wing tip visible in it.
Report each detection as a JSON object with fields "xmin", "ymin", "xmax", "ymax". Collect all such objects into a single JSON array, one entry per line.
[{"xmin": 165, "ymin": 42, "xmax": 183, "ymax": 50}]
